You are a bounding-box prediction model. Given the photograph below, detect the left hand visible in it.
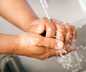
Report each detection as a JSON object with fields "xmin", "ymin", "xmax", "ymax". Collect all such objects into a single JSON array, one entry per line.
[
  {"xmin": 28, "ymin": 17, "xmax": 57, "ymax": 37},
  {"xmin": 54, "ymin": 20, "xmax": 76, "ymax": 54}
]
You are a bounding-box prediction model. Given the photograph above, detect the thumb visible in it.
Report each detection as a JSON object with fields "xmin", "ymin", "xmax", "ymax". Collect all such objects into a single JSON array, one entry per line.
[
  {"xmin": 29, "ymin": 19, "xmax": 45, "ymax": 34},
  {"xmin": 44, "ymin": 18, "xmax": 56, "ymax": 37}
]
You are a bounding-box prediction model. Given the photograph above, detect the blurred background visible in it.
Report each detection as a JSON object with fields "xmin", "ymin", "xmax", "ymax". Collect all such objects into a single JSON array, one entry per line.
[{"xmin": 0, "ymin": 0, "xmax": 86, "ymax": 72}]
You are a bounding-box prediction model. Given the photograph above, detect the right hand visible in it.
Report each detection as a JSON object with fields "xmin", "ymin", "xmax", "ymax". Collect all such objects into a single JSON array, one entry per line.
[{"xmin": 15, "ymin": 32, "xmax": 57, "ymax": 59}]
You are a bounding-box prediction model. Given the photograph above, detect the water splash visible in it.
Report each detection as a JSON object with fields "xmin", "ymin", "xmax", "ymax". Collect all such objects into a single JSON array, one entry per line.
[{"xmin": 55, "ymin": 42, "xmax": 86, "ymax": 72}]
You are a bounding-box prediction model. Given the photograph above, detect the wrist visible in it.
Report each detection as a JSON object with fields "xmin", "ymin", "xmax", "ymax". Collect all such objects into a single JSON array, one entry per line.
[
  {"xmin": 14, "ymin": 33, "xmax": 32, "ymax": 57},
  {"xmin": 18, "ymin": 33, "xmax": 28, "ymax": 49}
]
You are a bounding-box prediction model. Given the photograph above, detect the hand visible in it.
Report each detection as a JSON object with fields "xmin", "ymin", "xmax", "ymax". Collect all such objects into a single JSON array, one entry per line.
[
  {"xmin": 54, "ymin": 20, "xmax": 76, "ymax": 55},
  {"xmin": 28, "ymin": 17, "xmax": 57, "ymax": 37},
  {"xmin": 15, "ymin": 32, "xmax": 58, "ymax": 59}
]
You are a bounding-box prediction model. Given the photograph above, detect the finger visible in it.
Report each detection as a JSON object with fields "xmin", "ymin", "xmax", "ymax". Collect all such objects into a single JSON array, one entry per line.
[
  {"xmin": 70, "ymin": 24, "xmax": 77, "ymax": 41},
  {"xmin": 64, "ymin": 24, "xmax": 76, "ymax": 52},
  {"xmin": 65, "ymin": 24, "xmax": 74, "ymax": 45},
  {"xmin": 64, "ymin": 44, "xmax": 76, "ymax": 53},
  {"xmin": 50, "ymin": 18, "xmax": 58, "ymax": 30},
  {"xmin": 50, "ymin": 19, "xmax": 57, "ymax": 36},
  {"xmin": 48, "ymin": 48, "xmax": 67, "ymax": 57},
  {"xmin": 43, "ymin": 18, "xmax": 56, "ymax": 38},
  {"xmin": 37, "ymin": 37, "xmax": 56, "ymax": 49},
  {"xmin": 56, "ymin": 24, "xmax": 66, "ymax": 50},
  {"xmin": 55, "ymin": 24, "xmax": 67, "ymax": 56},
  {"xmin": 36, "ymin": 47, "xmax": 67, "ymax": 59},
  {"xmin": 37, "ymin": 47, "xmax": 61, "ymax": 59}
]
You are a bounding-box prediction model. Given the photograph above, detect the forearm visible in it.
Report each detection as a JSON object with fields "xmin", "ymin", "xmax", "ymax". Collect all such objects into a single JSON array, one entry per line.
[
  {"xmin": 0, "ymin": 34, "xmax": 20, "ymax": 54},
  {"xmin": 0, "ymin": 0, "xmax": 39, "ymax": 32},
  {"xmin": 0, "ymin": 33, "xmax": 34, "ymax": 57}
]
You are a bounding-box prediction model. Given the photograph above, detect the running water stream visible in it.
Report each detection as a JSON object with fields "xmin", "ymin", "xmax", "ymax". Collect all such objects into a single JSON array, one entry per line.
[{"xmin": 55, "ymin": 25, "xmax": 86, "ymax": 72}]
